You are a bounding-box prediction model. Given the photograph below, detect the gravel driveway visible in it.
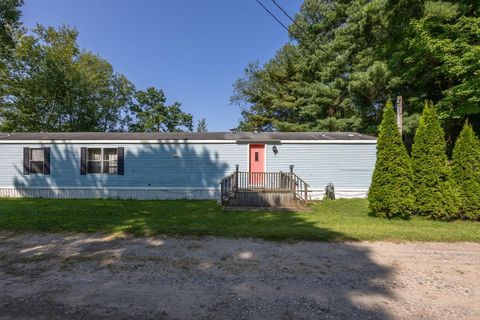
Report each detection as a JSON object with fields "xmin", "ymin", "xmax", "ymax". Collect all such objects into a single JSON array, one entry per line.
[{"xmin": 0, "ymin": 232, "xmax": 479, "ymax": 319}]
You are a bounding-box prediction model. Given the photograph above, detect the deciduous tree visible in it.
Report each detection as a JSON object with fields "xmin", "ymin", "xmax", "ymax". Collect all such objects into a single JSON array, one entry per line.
[
  {"xmin": 129, "ymin": 87, "xmax": 193, "ymax": 132},
  {"xmin": 0, "ymin": 0, "xmax": 23, "ymax": 56},
  {"xmin": 1, "ymin": 25, "xmax": 134, "ymax": 132}
]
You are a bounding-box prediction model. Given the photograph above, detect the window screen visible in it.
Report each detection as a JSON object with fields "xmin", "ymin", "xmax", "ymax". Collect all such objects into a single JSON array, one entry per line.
[
  {"xmin": 87, "ymin": 148, "xmax": 102, "ymax": 174},
  {"xmin": 103, "ymin": 148, "xmax": 118, "ymax": 174},
  {"xmin": 86, "ymin": 148, "xmax": 118, "ymax": 174},
  {"xmin": 30, "ymin": 148, "xmax": 45, "ymax": 174}
]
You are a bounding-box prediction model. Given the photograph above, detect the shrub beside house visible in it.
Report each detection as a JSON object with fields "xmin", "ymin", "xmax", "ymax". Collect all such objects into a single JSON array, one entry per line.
[
  {"xmin": 452, "ymin": 122, "xmax": 480, "ymax": 220},
  {"xmin": 411, "ymin": 102, "xmax": 461, "ymax": 220},
  {"xmin": 369, "ymin": 102, "xmax": 414, "ymax": 219},
  {"xmin": 370, "ymin": 101, "xmax": 480, "ymax": 220}
]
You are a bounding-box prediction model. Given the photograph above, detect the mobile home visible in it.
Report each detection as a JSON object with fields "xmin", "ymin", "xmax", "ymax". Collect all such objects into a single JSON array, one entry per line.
[{"xmin": 0, "ymin": 132, "xmax": 376, "ymax": 200}]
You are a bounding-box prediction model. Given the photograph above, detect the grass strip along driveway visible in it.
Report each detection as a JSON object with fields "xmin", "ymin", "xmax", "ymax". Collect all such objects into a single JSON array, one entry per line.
[{"xmin": 0, "ymin": 198, "xmax": 478, "ymax": 242}]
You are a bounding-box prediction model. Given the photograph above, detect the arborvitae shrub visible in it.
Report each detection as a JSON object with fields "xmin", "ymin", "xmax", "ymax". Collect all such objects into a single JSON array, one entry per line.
[
  {"xmin": 411, "ymin": 102, "xmax": 461, "ymax": 219},
  {"xmin": 369, "ymin": 101, "xmax": 414, "ymax": 218},
  {"xmin": 452, "ymin": 122, "xmax": 480, "ymax": 220}
]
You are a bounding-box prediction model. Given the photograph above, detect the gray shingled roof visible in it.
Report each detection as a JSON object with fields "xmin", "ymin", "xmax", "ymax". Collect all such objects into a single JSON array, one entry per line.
[{"xmin": 0, "ymin": 132, "xmax": 376, "ymax": 141}]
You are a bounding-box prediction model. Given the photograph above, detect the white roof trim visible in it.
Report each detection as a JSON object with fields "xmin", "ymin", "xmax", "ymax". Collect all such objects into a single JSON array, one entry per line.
[
  {"xmin": 0, "ymin": 139, "xmax": 377, "ymax": 144},
  {"xmin": 280, "ymin": 140, "xmax": 377, "ymax": 144},
  {"xmin": 0, "ymin": 186, "xmax": 219, "ymax": 190},
  {"xmin": 0, "ymin": 139, "xmax": 238, "ymax": 144}
]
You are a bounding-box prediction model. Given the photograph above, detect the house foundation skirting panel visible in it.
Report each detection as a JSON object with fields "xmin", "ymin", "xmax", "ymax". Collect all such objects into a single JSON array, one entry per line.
[
  {"xmin": 0, "ymin": 187, "xmax": 368, "ymax": 200},
  {"xmin": 0, "ymin": 187, "xmax": 219, "ymax": 200},
  {"xmin": 309, "ymin": 188, "xmax": 368, "ymax": 200}
]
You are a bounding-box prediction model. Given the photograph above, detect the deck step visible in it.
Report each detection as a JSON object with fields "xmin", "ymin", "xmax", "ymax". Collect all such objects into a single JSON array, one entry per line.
[
  {"xmin": 224, "ymin": 191, "xmax": 300, "ymax": 208},
  {"xmin": 223, "ymin": 204, "xmax": 309, "ymax": 212},
  {"xmin": 219, "ymin": 169, "xmax": 310, "ymax": 207}
]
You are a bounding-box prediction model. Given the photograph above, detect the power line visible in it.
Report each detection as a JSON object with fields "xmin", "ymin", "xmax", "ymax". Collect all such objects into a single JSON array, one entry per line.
[
  {"xmin": 254, "ymin": 0, "xmax": 328, "ymax": 54},
  {"xmin": 271, "ymin": 0, "xmax": 308, "ymax": 35},
  {"xmin": 270, "ymin": 0, "xmax": 329, "ymax": 54},
  {"xmin": 254, "ymin": 0, "xmax": 293, "ymax": 36}
]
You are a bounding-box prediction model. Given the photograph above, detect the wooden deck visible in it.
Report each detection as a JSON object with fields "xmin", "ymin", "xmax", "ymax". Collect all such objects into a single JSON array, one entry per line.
[{"xmin": 219, "ymin": 165, "xmax": 309, "ymax": 207}]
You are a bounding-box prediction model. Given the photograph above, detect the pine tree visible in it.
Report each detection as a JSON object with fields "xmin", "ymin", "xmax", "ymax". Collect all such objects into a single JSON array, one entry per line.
[
  {"xmin": 369, "ymin": 101, "xmax": 414, "ymax": 218},
  {"xmin": 452, "ymin": 122, "xmax": 480, "ymax": 220},
  {"xmin": 411, "ymin": 102, "xmax": 461, "ymax": 219},
  {"xmin": 196, "ymin": 118, "xmax": 208, "ymax": 133}
]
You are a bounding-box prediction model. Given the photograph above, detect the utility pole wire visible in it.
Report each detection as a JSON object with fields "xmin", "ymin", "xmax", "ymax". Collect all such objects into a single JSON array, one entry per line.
[
  {"xmin": 254, "ymin": 0, "xmax": 328, "ymax": 54},
  {"xmin": 271, "ymin": 0, "xmax": 308, "ymax": 35},
  {"xmin": 254, "ymin": 0, "xmax": 293, "ymax": 36}
]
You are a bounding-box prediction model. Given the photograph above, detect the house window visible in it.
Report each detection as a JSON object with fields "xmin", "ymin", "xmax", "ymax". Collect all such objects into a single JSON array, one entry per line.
[
  {"xmin": 87, "ymin": 148, "xmax": 102, "ymax": 174},
  {"xmin": 103, "ymin": 148, "xmax": 118, "ymax": 174},
  {"xmin": 87, "ymin": 148, "xmax": 118, "ymax": 174},
  {"xmin": 30, "ymin": 148, "xmax": 45, "ymax": 174}
]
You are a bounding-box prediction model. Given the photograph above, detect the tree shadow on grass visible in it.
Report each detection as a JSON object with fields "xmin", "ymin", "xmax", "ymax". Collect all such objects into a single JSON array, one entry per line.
[
  {"xmin": 0, "ymin": 200, "xmax": 396, "ymax": 319},
  {"xmin": 367, "ymin": 210, "xmax": 412, "ymax": 221}
]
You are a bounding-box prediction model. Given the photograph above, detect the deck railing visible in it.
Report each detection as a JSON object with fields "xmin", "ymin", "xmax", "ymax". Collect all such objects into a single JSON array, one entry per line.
[{"xmin": 219, "ymin": 165, "xmax": 309, "ymax": 205}]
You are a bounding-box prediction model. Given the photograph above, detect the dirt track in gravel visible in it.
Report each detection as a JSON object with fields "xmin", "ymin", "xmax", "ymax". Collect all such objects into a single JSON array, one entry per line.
[{"xmin": 0, "ymin": 232, "xmax": 479, "ymax": 319}]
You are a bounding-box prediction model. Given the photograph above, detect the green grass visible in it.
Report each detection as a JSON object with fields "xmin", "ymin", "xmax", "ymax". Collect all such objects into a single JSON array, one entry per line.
[{"xmin": 0, "ymin": 198, "xmax": 478, "ymax": 242}]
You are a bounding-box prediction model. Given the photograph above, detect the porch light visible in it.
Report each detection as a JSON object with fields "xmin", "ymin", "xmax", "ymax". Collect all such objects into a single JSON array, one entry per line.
[{"xmin": 272, "ymin": 146, "xmax": 278, "ymax": 155}]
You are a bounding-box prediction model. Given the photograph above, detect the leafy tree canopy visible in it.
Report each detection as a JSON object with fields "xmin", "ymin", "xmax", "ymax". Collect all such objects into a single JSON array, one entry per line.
[
  {"xmin": 1, "ymin": 25, "xmax": 134, "ymax": 132},
  {"xmin": 0, "ymin": 0, "xmax": 23, "ymax": 55},
  {"xmin": 232, "ymin": 0, "xmax": 479, "ymax": 141},
  {"xmin": 0, "ymin": 9, "xmax": 196, "ymax": 133},
  {"xmin": 129, "ymin": 87, "xmax": 193, "ymax": 132}
]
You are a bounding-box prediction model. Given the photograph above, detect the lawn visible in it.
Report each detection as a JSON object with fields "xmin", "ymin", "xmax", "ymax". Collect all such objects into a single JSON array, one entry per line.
[{"xmin": 0, "ymin": 198, "xmax": 478, "ymax": 242}]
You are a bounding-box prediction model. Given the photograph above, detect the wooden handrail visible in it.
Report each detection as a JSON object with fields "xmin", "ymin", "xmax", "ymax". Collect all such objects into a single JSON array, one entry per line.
[{"xmin": 219, "ymin": 168, "xmax": 309, "ymax": 205}]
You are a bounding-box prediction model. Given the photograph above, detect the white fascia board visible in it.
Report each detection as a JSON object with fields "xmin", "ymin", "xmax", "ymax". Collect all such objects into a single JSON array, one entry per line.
[
  {"xmin": 0, "ymin": 139, "xmax": 377, "ymax": 144},
  {"xmin": 0, "ymin": 139, "xmax": 238, "ymax": 144},
  {"xmin": 280, "ymin": 140, "xmax": 377, "ymax": 144},
  {"xmin": 0, "ymin": 186, "xmax": 220, "ymax": 190}
]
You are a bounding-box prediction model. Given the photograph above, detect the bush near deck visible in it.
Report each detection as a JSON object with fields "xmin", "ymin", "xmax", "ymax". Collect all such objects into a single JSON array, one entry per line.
[{"xmin": 0, "ymin": 199, "xmax": 478, "ymax": 242}]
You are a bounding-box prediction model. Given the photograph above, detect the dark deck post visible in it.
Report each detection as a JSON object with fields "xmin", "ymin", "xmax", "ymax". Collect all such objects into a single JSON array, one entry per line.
[
  {"xmin": 235, "ymin": 164, "xmax": 239, "ymax": 191},
  {"xmin": 289, "ymin": 165, "xmax": 295, "ymax": 196}
]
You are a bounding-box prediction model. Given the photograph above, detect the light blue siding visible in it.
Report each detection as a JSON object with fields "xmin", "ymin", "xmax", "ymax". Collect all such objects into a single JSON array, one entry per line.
[
  {"xmin": 0, "ymin": 141, "xmax": 376, "ymax": 199},
  {"xmin": 0, "ymin": 143, "xmax": 248, "ymax": 189},
  {"xmin": 266, "ymin": 143, "xmax": 376, "ymax": 196}
]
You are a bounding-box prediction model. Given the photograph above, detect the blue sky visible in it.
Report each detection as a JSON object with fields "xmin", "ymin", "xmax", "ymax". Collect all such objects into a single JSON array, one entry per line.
[{"xmin": 21, "ymin": 0, "xmax": 304, "ymax": 131}]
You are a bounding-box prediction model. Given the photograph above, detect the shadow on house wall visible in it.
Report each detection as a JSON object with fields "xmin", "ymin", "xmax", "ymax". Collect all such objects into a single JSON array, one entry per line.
[{"xmin": 12, "ymin": 143, "xmax": 233, "ymax": 199}]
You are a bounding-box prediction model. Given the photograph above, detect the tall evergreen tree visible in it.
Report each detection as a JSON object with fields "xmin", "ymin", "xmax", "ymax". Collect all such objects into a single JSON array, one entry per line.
[
  {"xmin": 369, "ymin": 101, "xmax": 414, "ymax": 218},
  {"xmin": 411, "ymin": 102, "xmax": 461, "ymax": 219},
  {"xmin": 452, "ymin": 122, "xmax": 480, "ymax": 219},
  {"xmin": 232, "ymin": 0, "xmax": 479, "ymax": 141},
  {"xmin": 196, "ymin": 118, "xmax": 208, "ymax": 133}
]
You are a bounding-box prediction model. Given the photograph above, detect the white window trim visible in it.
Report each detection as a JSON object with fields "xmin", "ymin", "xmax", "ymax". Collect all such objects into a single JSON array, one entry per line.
[
  {"xmin": 86, "ymin": 147, "xmax": 118, "ymax": 175},
  {"xmin": 29, "ymin": 148, "xmax": 45, "ymax": 175}
]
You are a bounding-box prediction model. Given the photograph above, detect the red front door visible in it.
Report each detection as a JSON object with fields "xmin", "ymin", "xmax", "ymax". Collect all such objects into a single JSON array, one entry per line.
[{"xmin": 249, "ymin": 144, "xmax": 265, "ymax": 186}]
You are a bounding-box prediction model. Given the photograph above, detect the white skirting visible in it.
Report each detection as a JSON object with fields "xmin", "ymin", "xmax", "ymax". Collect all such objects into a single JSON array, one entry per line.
[
  {"xmin": 0, "ymin": 187, "xmax": 368, "ymax": 200},
  {"xmin": 309, "ymin": 188, "xmax": 368, "ymax": 200},
  {"xmin": 0, "ymin": 187, "xmax": 220, "ymax": 200}
]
